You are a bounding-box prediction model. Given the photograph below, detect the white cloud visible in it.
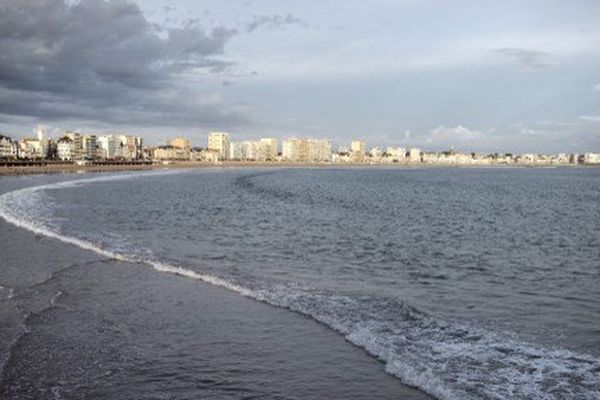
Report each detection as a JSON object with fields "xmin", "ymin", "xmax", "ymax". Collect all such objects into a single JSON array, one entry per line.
[
  {"xmin": 423, "ymin": 125, "xmax": 484, "ymax": 150},
  {"xmin": 594, "ymin": 83, "xmax": 600, "ymax": 91},
  {"xmin": 579, "ymin": 115, "xmax": 600, "ymax": 122}
]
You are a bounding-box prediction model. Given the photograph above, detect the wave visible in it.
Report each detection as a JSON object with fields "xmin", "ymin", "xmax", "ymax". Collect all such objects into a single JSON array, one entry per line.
[{"xmin": 1, "ymin": 172, "xmax": 599, "ymax": 400}]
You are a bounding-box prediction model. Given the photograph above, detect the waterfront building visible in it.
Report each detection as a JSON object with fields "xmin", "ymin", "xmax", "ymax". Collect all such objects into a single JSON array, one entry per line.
[
  {"xmin": 305, "ymin": 138, "xmax": 331, "ymax": 162},
  {"xmin": 282, "ymin": 138, "xmax": 300, "ymax": 162},
  {"xmin": 17, "ymin": 137, "xmax": 46, "ymax": 159},
  {"xmin": 208, "ymin": 132, "xmax": 230, "ymax": 160},
  {"xmin": 386, "ymin": 147, "xmax": 406, "ymax": 162},
  {"xmin": 64, "ymin": 132, "xmax": 83, "ymax": 159},
  {"xmin": 409, "ymin": 148, "xmax": 421, "ymax": 163},
  {"xmin": 81, "ymin": 134, "xmax": 97, "ymax": 160},
  {"xmin": 351, "ymin": 140, "xmax": 366, "ymax": 162},
  {"xmin": 260, "ymin": 138, "xmax": 278, "ymax": 160},
  {"xmin": 97, "ymin": 135, "xmax": 122, "ymax": 159},
  {"xmin": 168, "ymin": 137, "xmax": 191, "ymax": 150},
  {"xmin": 0, "ymin": 134, "xmax": 17, "ymax": 158},
  {"xmin": 369, "ymin": 147, "xmax": 383, "ymax": 161},
  {"xmin": 583, "ymin": 153, "xmax": 600, "ymax": 165},
  {"xmin": 56, "ymin": 136, "xmax": 75, "ymax": 161},
  {"xmin": 569, "ymin": 154, "xmax": 579, "ymax": 164},
  {"xmin": 118, "ymin": 135, "xmax": 143, "ymax": 160},
  {"xmin": 152, "ymin": 145, "xmax": 190, "ymax": 161},
  {"xmin": 285, "ymin": 138, "xmax": 331, "ymax": 163},
  {"xmin": 229, "ymin": 140, "xmax": 270, "ymax": 161}
]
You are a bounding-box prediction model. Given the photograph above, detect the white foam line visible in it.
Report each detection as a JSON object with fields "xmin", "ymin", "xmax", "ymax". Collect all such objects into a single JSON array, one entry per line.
[
  {"xmin": 6, "ymin": 172, "xmax": 597, "ymax": 400},
  {"xmin": 0, "ymin": 171, "xmax": 500, "ymax": 400}
]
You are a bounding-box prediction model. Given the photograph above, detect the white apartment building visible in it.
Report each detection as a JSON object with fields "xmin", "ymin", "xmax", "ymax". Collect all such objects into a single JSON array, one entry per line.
[
  {"xmin": 118, "ymin": 135, "xmax": 143, "ymax": 160},
  {"xmin": 305, "ymin": 139, "xmax": 331, "ymax": 162},
  {"xmin": 282, "ymin": 138, "xmax": 300, "ymax": 161},
  {"xmin": 0, "ymin": 135, "xmax": 17, "ymax": 158},
  {"xmin": 351, "ymin": 140, "xmax": 366, "ymax": 162},
  {"xmin": 208, "ymin": 132, "xmax": 230, "ymax": 160},
  {"xmin": 282, "ymin": 138, "xmax": 331, "ymax": 163},
  {"xmin": 18, "ymin": 137, "xmax": 46, "ymax": 159},
  {"xmin": 409, "ymin": 148, "xmax": 421, "ymax": 163},
  {"xmin": 81, "ymin": 134, "xmax": 97, "ymax": 160},
  {"xmin": 386, "ymin": 147, "xmax": 406, "ymax": 161},
  {"xmin": 260, "ymin": 138, "xmax": 278, "ymax": 160},
  {"xmin": 57, "ymin": 136, "xmax": 75, "ymax": 161},
  {"xmin": 97, "ymin": 134, "xmax": 122, "ymax": 159},
  {"xmin": 230, "ymin": 140, "xmax": 271, "ymax": 161},
  {"xmin": 583, "ymin": 152, "xmax": 600, "ymax": 165}
]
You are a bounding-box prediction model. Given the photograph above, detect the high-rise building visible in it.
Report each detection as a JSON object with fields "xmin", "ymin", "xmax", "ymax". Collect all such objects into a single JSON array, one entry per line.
[
  {"xmin": 81, "ymin": 134, "xmax": 97, "ymax": 160},
  {"xmin": 168, "ymin": 137, "xmax": 191, "ymax": 150},
  {"xmin": 57, "ymin": 136, "xmax": 75, "ymax": 161},
  {"xmin": 0, "ymin": 134, "xmax": 17, "ymax": 158},
  {"xmin": 260, "ymin": 138, "xmax": 278, "ymax": 160},
  {"xmin": 283, "ymin": 138, "xmax": 330, "ymax": 163},
  {"xmin": 351, "ymin": 140, "xmax": 366, "ymax": 162},
  {"xmin": 409, "ymin": 148, "xmax": 421, "ymax": 163},
  {"xmin": 208, "ymin": 132, "xmax": 230, "ymax": 160},
  {"xmin": 386, "ymin": 147, "xmax": 406, "ymax": 161},
  {"xmin": 282, "ymin": 138, "xmax": 300, "ymax": 162},
  {"xmin": 98, "ymin": 134, "xmax": 121, "ymax": 159}
]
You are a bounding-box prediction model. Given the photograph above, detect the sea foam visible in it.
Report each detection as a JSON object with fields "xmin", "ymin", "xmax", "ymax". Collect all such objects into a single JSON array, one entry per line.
[{"xmin": 1, "ymin": 172, "xmax": 599, "ymax": 400}]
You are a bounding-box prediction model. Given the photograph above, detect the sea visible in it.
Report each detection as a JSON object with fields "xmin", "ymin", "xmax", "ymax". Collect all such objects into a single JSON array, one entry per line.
[{"xmin": 0, "ymin": 167, "xmax": 599, "ymax": 399}]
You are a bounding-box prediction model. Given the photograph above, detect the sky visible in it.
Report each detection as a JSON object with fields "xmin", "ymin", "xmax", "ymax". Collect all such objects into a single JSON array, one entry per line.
[{"xmin": 0, "ymin": 0, "xmax": 599, "ymax": 153}]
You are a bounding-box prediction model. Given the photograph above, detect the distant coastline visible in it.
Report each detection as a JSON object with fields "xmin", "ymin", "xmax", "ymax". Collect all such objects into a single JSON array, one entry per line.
[{"xmin": 0, "ymin": 160, "xmax": 597, "ymax": 177}]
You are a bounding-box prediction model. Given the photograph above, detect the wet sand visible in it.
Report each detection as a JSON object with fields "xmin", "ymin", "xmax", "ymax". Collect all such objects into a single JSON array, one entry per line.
[{"xmin": 0, "ymin": 178, "xmax": 430, "ymax": 399}]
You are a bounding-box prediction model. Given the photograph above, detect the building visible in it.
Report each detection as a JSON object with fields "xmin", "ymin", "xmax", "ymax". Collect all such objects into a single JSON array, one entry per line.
[
  {"xmin": 282, "ymin": 138, "xmax": 331, "ymax": 163},
  {"xmin": 152, "ymin": 145, "xmax": 190, "ymax": 161},
  {"xmin": 81, "ymin": 134, "xmax": 97, "ymax": 160},
  {"xmin": 168, "ymin": 137, "xmax": 191, "ymax": 150},
  {"xmin": 56, "ymin": 136, "xmax": 75, "ymax": 161},
  {"xmin": 118, "ymin": 135, "xmax": 143, "ymax": 160},
  {"xmin": 0, "ymin": 134, "xmax": 17, "ymax": 158},
  {"xmin": 17, "ymin": 137, "xmax": 46, "ymax": 159},
  {"xmin": 97, "ymin": 135, "xmax": 122, "ymax": 159},
  {"xmin": 369, "ymin": 147, "xmax": 383, "ymax": 161},
  {"xmin": 583, "ymin": 153, "xmax": 600, "ymax": 165},
  {"xmin": 208, "ymin": 132, "xmax": 230, "ymax": 160},
  {"xmin": 229, "ymin": 140, "xmax": 272, "ymax": 161},
  {"xmin": 408, "ymin": 148, "xmax": 421, "ymax": 163},
  {"xmin": 260, "ymin": 138, "xmax": 278, "ymax": 160},
  {"xmin": 306, "ymin": 139, "xmax": 331, "ymax": 162},
  {"xmin": 351, "ymin": 140, "xmax": 366, "ymax": 162},
  {"xmin": 282, "ymin": 138, "xmax": 300, "ymax": 162},
  {"xmin": 386, "ymin": 147, "xmax": 406, "ymax": 162},
  {"xmin": 64, "ymin": 132, "xmax": 83, "ymax": 160}
]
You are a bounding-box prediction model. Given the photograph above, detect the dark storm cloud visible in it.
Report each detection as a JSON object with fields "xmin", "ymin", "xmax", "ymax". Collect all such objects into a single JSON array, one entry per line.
[
  {"xmin": 246, "ymin": 14, "xmax": 310, "ymax": 33},
  {"xmin": 0, "ymin": 0, "xmax": 246, "ymax": 127},
  {"xmin": 494, "ymin": 47, "xmax": 550, "ymax": 69}
]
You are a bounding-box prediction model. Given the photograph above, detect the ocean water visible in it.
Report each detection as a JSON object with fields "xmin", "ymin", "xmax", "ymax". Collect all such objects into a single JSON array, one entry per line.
[{"xmin": 0, "ymin": 167, "xmax": 599, "ymax": 399}]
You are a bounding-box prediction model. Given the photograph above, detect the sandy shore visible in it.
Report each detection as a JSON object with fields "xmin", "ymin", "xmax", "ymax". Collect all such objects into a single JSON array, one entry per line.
[
  {"xmin": 2, "ymin": 160, "xmax": 590, "ymax": 176},
  {"xmin": 0, "ymin": 175, "xmax": 431, "ymax": 399}
]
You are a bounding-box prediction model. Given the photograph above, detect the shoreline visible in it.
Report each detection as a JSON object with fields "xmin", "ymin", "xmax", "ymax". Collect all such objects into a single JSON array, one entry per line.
[
  {"xmin": 0, "ymin": 176, "xmax": 432, "ymax": 399},
  {"xmin": 0, "ymin": 160, "xmax": 594, "ymax": 176}
]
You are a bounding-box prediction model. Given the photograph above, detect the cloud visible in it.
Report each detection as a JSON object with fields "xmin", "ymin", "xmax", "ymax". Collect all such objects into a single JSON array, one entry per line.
[
  {"xmin": 494, "ymin": 47, "xmax": 550, "ymax": 69},
  {"xmin": 422, "ymin": 125, "xmax": 485, "ymax": 150},
  {"xmin": 594, "ymin": 83, "xmax": 600, "ymax": 91},
  {"xmin": 246, "ymin": 14, "xmax": 310, "ymax": 33},
  {"xmin": 0, "ymin": 0, "xmax": 246, "ymax": 129},
  {"xmin": 579, "ymin": 115, "xmax": 600, "ymax": 122}
]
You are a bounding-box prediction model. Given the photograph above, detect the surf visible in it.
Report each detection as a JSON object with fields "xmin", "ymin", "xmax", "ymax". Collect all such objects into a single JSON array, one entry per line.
[{"xmin": 1, "ymin": 171, "xmax": 599, "ymax": 400}]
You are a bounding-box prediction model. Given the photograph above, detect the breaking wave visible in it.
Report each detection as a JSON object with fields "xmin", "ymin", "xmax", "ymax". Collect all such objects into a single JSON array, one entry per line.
[{"xmin": 1, "ymin": 172, "xmax": 599, "ymax": 400}]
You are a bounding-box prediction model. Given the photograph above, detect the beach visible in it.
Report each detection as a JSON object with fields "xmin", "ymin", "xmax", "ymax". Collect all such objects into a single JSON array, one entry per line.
[
  {"xmin": 1, "ymin": 168, "xmax": 598, "ymax": 399},
  {"xmin": 0, "ymin": 174, "xmax": 430, "ymax": 399}
]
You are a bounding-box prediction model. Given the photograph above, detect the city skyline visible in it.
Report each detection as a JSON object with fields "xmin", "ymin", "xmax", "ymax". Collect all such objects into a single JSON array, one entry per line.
[
  {"xmin": 0, "ymin": 0, "xmax": 599, "ymax": 153},
  {"xmin": 2, "ymin": 125, "xmax": 599, "ymax": 166}
]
